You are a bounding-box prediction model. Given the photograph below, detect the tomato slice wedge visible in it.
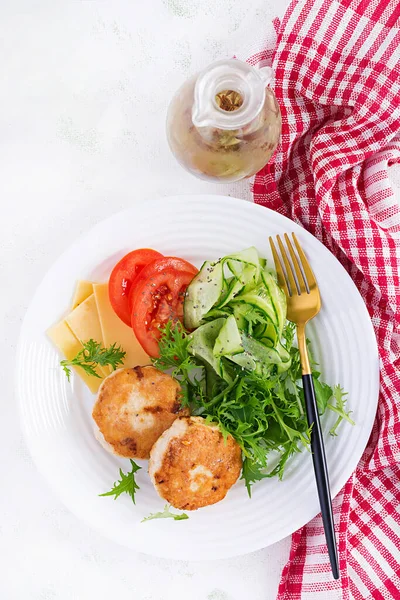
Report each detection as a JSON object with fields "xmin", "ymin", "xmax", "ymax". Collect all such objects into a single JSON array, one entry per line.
[
  {"xmin": 108, "ymin": 248, "xmax": 163, "ymax": 326},
  {"xmin": 130, "ymin": 257, "xmax": 198, "ymax": 357}
]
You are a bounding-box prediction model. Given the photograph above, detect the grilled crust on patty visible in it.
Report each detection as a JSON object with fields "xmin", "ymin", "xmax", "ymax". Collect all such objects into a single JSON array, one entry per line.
[
  {"xmin": 149, "ymin": 416, "xmax": 242, "ymax": 510},
  {"xmin": 92, "ymin": 366, "xmax": 189, "ymax": 459}
]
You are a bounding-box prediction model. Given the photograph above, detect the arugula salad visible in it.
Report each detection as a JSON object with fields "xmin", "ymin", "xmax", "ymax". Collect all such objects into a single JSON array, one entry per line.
[{"xmin": 153, "ymin": 247, "xmax": 354, "ymax": 495}]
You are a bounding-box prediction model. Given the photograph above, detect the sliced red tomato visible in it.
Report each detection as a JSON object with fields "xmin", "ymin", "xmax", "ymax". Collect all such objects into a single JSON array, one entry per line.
[
  {"xmin": 130, "ymin": 257, "xmax": 198, "ymax": 357},
  {"xmin": 109, "ymin": 248, "xmax": 163, "ymax": 326}
]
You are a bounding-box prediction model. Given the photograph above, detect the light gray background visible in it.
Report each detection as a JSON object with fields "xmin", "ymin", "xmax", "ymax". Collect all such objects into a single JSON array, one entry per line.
[{"xmin": 2, "ymin": 1, "xmax": 399, "ymax": 599}]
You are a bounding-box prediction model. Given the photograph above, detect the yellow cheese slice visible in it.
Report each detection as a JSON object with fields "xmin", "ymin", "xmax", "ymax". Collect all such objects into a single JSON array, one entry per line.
[
  {"xmin": 65, "ymin": 294, "xmax": 109, "ymax": 377},
  {"xmin": 47, "ymin": 320, "xmax": 103, "ymax": 393},
  {"xmin": 71, "ymin": 280, "xmax": 94, "ymax": 310},
  {"xmin": 93, "ymin": 282, "xmax": 150, "ymax": 369}
]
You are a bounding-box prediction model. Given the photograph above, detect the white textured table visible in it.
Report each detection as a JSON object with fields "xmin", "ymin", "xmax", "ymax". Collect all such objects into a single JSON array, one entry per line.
[
  {"xmin": 1, "ymin": 2, "xmax": 291, "ymax": 599},
  {"xmin": 4, "ymin": 2, "xmax": 399, "ymax": 599}
]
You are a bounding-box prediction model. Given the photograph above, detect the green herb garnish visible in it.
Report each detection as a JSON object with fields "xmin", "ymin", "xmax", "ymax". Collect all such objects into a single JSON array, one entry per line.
[
  {"xmin": 142, "ymin": 504, "xmax": 189, "ymax": 522},
  {"xmin": 328, "ymin": 385, "xmax": 355, "ymax": 436},
  {"xmin": 60, "ymin": 339, "xmax": 126, "ymax": 380},
  {"xmin": 153, "ymin": 321, "xmax": 203, "ymax": 406},
  {"xmin": 99, "ymin": 460, "xmax": 141, "ymax": 504}
]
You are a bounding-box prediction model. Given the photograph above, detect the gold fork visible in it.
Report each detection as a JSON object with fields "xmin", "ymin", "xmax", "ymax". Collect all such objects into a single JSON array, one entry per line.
[{"xmin": 270, "ymin": 232, "xmax": 339, "ymax": 581}]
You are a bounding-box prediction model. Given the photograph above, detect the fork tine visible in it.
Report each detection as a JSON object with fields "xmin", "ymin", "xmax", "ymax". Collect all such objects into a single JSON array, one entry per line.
[
  {"xmin": 284, "ymin": 233, "xmax": 307, "ymax": 294},
  {"xmin": 292, "ymin": 233, "xmax": 317, "ymax": 289},
  {"xmin": 277, "ymin": 235, "xmax": 298, "ymax": 296},
  {"xmin": 269, "ymin": 237, "xmax": 289, "ymax": 296}
]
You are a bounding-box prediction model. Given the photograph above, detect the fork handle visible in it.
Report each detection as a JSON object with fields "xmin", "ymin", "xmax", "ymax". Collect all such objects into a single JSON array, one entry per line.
[{"xmin": 303, "ymin": 373, "xmax": 340, "ymax": 580}]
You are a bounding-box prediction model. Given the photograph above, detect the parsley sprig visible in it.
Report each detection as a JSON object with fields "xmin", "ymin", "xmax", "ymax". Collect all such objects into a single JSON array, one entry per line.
[
  {"xmin": 60, "ymin": 339, "xmax": 126, "ymax": 380},
  {"xmin": 99, "ymin": 460, "xmax": 141, "ymax": 504}
]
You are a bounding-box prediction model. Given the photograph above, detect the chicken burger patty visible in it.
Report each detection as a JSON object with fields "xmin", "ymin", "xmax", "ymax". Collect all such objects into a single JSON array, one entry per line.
[
  {"xmin": 149, "ymin": 416, "xmax": 242, "ymax": 510},
  {"xmin": 92, "ymin": 366, "xmax": 189, "ymax": 459}
]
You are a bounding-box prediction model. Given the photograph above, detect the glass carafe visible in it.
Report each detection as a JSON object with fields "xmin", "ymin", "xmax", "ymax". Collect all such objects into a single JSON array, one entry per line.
[{"xmin": 166, "ymin": 59, "xmax": 281, "ymax": 183}]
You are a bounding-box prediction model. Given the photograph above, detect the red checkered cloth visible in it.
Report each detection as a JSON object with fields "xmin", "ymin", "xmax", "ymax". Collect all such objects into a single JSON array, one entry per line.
[{"xmin": 248, "ymin": 0, "xmax": 400, "ymax": 597}]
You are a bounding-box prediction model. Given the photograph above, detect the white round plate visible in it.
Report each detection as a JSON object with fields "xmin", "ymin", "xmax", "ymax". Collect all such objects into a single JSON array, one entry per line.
[{"xmin": 17, "ymin": 195, "xmax": 379, "ymax": 560}]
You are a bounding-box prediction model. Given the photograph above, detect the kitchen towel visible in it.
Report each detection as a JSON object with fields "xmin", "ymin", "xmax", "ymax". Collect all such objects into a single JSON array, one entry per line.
[{"xmin": 247, "ymin": 0, "xmax": 400, "ymax": 597}]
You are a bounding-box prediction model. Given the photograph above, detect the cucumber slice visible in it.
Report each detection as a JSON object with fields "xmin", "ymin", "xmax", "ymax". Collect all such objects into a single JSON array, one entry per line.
[
  {"xmin": 218, "ymin": 247, "xmax": 260, "ymax": 302},
  {"xmin": 241, "ymin": 334, "xmax": 283, "ymax": 368},
  {"xmin": 276, "ymin": 341, "xmax": 291, "ymax": 372},
  {"xmin": 205, "ymin": 364, "xmax": 218, "ymax": 398},
  {"xmin": 227, "ymin": 335, "xmax": 288, "ymax": 374},
  {"xmin": 254, "ymin": 320, "xmax": 274, "ymax": 339},
  {"xmin": 213, "ymin": 315, "xmax": 243, "ymax": 357},
  {"xmin": 264, "ymin": 321, "xmax": 277, "ymax": 340},
  {"xmin": 218, "ymin": 264, "xmax": 257, "ymax": 307},
  {"xmin": 221, "ymin": 275, "xmax": 233, "ymax": 298},
  {"xmin": 227, "ymin": 352, "xmax": 257, "ymax": 371},
  {"xmin": 187, "ymin": 318, "xmax": 226, "ymax": 379},
  {"xmin": 233, "ymin": 284, "xmax": 278, "ymax": 332},
  {"xmin": 232, "ymin": 304, "xmax": 248, "ymax": 330},
  {"xmin": 224, "ymin": 247, "xmax": 260, "ymax": 276},
  {"xmin": 261, "ymin": 270, "xmax": 287, "ymax": 335},
  {"xmin": 241, "ymin": 336, "xmax": 291, "ymax": 373},
  {"xmin": 220, "ymin": 357, "xmax": 238, "ymax": 382},
  {"xmin": 203, "ymin": 307, "xmax": 232, "ymax": 320},
  {"xmin": 232, "ymin": 304, "xmax": 277, "ymax": 343},
  {"xmin": 260, "ymin": 337, "xmax": 275, "ymax": 348},
  {"xmin": 184, "ymin": 261, "xmax": 223, "ymax": 329},
  {"xmin": 257, "ymin": 321, "xmax": 277, "ymax": 347}
]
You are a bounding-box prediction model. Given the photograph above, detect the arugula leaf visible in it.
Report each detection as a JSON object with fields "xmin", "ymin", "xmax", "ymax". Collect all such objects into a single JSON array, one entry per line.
[
  {"xmin": 282, "ymin": 321, "xmax": 296, "ymax": 349},
  {"xmin": 241, "ymin": 458, "xmax": 269, "ymax": 497},
  {"xmin": 99, "ymin": 460, "xmax": 141, "ymax": 504},
  {"xmin": 312, "ymin": 375, "xmax": 333, "ymax": 415},
  {"xmin": 142, "ymin": 505, "xmax": 189, "ymax": 522},
  {"xmin": 328, "ymin": 385, "xmax": 355, "ymax": 436},
  {"xmin": 153, "ymin": 322, "xmax": 205, "ymax": 407},
  {"xmin": 154, "ymin": 322, "xmax": 195, "ymax": 375},
  {"xmin": 60, "ymin": 339, "xmax": 126, "ymax": 380},
  {"xmin": 62, "ymin": 364, "xmax": 74, "ymax": 381},
  {"xmin": 241, "ymin": 307, "xmax": 269, "ymax": 335}
]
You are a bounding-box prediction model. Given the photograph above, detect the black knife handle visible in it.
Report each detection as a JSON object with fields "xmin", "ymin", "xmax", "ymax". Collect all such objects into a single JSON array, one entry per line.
[{"xmin": 303, "ymin": 373, "xmax": 340, "ymax": 580}]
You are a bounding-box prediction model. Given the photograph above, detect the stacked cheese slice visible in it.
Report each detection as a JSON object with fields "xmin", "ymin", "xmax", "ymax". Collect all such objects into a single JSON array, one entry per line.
[{"xmin": 47, "ymin": 281, "xmax": 149, "ymax": 393}]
